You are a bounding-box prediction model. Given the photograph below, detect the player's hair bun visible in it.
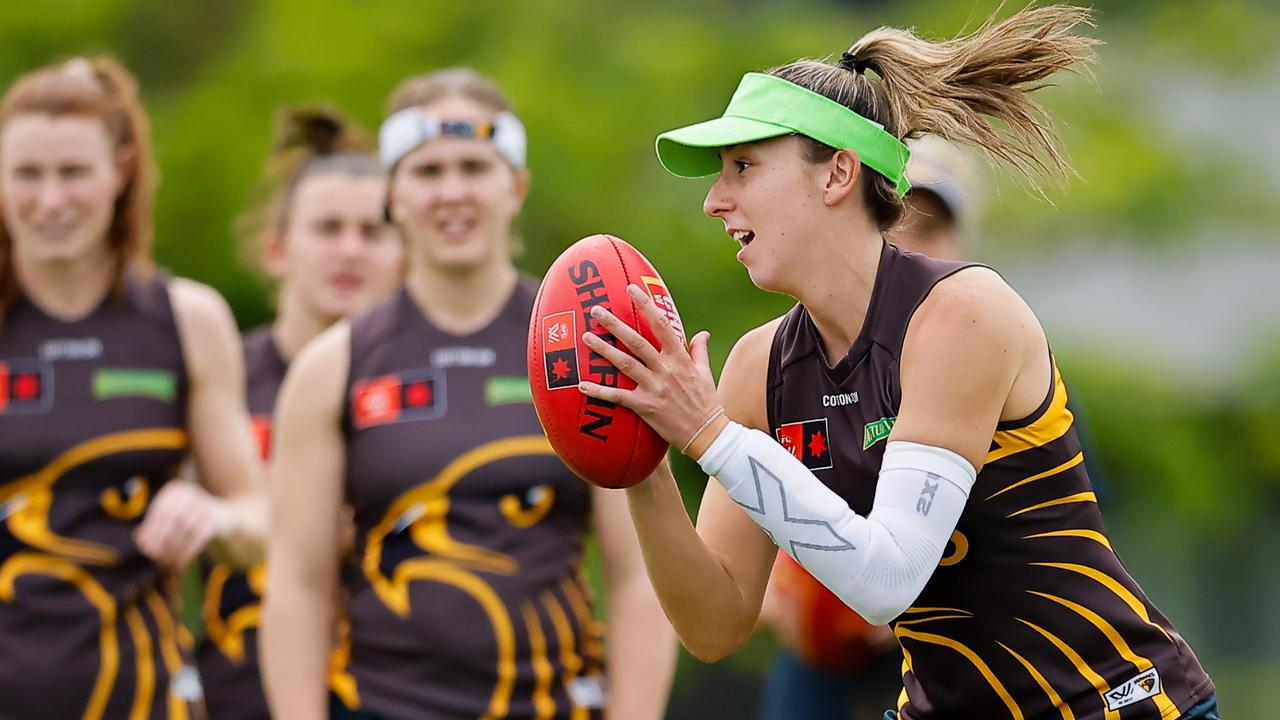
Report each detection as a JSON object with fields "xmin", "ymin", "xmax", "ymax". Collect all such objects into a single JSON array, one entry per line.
[{"xmin": 275, "ymin": 105, "xmax": 371, "ymax": 157}]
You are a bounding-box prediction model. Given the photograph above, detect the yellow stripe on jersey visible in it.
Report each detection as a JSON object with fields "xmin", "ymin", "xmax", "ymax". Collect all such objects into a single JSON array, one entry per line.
[
  {"xmin": 143, "ymin": 589, "xmax": 189, "ymax": 720},
  {"xmin": 542, "ymin": 591, "xmax": 589, "ymax": 720},
  {"xmin": 560, "ymin": 577, "xmax": 606, "ymax": 664},
  {"xmin": 522, "ymin": 602, "xmax": 557, "ymax": 720},
  {"xmin": 123, "ymin": 605, "xmax": 156, "ymax": 720},
  {"xmin": 998, "ymin": 641, "xmax": 1076, "ymax": 720},
  {"xmin": 1034, "ymin": 563, "xmax": 1157, "ymax": 625},
  {"xmin": 986, "ymin": 366, "xmax": 1074, "ymax": 466},
  {"xmin": 902, "ymin": 606, "xmax": 974, "ymax": 616},
  {"xmin": 896, "ymin": 627, "xmax": 1024, "ymax": 719},
  {"xmin": 1008, "ymin": 492, "xmax": 1097, "ymax": 519},
  {"xmin": 898, "ymin": 651, "xmax": 915, "ymax": 711},
  {"xmin": 1019, "ymin": 618, "xmax": 1121, "ymax": 720},
  {"xmin": 327, "ymin": 617, "xmax": 361, "ymax": 710},
  {"xmin": 0, "ymin": 552, "xmax": 119, "ymax": 720},
  {"xmin": 895, "ymin": 613, "xmax": 973, "ymax": 627},
  {"xmin": 986, "ymin": 452, "xmax": 1084, "ymax": 501},
  {"xmin": 202, "ymin": 562, "xmax": 265, "ymax": 663},
  {"xmin": 1025, "ymin": 530, "xmax": 1113, "ymax": 552},
  {"xmin": 1031, "ymin": 563, "xmax": 1169, "ymax": 643},
  {"xmin": 1029, "ymin": 592, "xmax": 1182, "ymax": 718}
]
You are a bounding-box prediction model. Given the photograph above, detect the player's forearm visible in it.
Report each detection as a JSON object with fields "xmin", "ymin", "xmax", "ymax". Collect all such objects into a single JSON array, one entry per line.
[
  {"xmin": 698, "ymin": 424, "xmax": 975, "ymax": 625},
  {"xmin": 624, "ymin": 466, "xmax": 758, "ymax": 661},
  {"xmin": 604, "ymin": 571, "xmax": 676, "ymax": 720},
  {"xmin": 261, "ymin": 572, "xmax": 333, "ymax": 719}
]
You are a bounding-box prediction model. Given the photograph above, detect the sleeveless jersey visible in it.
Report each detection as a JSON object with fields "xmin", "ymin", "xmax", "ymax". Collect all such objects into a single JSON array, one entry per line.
[
  {"xmin": 195, "ymin": 326, "xmax": 280, "ymax": 720},
  {"xmin": 337, "ymin": 279, "xmax": 606, "ymax": 720},
  {"xmin": 0, "ymin": 272, "xmax": 201, "ymax": 720},
  {"xmin": 766, "ymin": 242, "xmax": 1214, "ymax": 720}
]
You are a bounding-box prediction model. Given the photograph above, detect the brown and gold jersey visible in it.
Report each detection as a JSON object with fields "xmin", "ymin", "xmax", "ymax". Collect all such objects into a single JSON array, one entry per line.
[
  {"xmin": 337, "ymin": 279, "xmax": 606, "ymax": 720},
  {"xmin": 766, "ymin": 242, "xmax": 1214, "ymax": 720},
  {"xmin": 0, "ymin": 271, "xmax": 201, "ymax": 719},
  {"xmin": 195, "ymin": 326, "xmax": 280, "ymax": 720}
]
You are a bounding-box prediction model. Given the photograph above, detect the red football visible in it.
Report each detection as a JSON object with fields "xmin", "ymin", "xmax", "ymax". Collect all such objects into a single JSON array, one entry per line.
[{"xmin": 528, "ymin": 234, "xmax": 686, "ymax": 489}]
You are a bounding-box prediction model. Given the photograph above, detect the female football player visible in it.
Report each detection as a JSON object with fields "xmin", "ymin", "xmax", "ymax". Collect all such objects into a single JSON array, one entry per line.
[
  {"xmin": 197, "ymin": 105, "xmax": 401, "ymax": 719},
  {"xmin": 579, "ymin": 6, "xmax": 1220, "ymax": 719},
  {"xmin": 0, "ymin": 56, "xmax": 266, "ymax": 719},
  {"xmin": 262, "ymin": 68, "xmax": 675, "ymax": 720}
]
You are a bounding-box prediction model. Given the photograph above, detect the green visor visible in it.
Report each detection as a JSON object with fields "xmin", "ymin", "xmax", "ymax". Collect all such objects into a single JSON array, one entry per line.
[{"xmin": 656, "ymin": 72, "xmax": 912, "ymax": 196}]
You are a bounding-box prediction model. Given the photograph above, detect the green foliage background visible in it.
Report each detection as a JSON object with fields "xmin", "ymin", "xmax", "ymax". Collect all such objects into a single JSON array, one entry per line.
[{"xmin": 3, "ymin": 0, "xmax": 1277, "ymax": 714}]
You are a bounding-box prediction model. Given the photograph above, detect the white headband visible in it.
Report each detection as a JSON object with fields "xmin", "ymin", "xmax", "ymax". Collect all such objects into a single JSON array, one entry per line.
[{"xmin": 378, "ymin": 108, "xmax": 527, "ymax": 169}]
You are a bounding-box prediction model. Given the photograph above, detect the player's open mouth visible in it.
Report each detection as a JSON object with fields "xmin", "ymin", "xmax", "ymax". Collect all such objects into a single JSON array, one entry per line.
[
  {"xmin": 437, "ymin": 216, "xmax": 477, "ymax": 239},
  {"xmin": 729, "ymin": 229, "xmax": 754, "ymax": 248}
]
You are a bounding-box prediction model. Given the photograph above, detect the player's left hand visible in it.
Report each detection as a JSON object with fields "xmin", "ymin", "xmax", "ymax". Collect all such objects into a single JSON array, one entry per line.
[
  {"xmin": 578, "ymin": 284, "xmax": 723, "ymax": 455},
  {"xmin": 134, "ymin": 479, "xmax": 228, "ymax": 569}
]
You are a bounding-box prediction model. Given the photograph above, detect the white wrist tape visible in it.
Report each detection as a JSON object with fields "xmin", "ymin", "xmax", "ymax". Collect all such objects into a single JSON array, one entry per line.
[{"xmin": 697, "ymin": 422, "xmax": 975, "ymax": 625}]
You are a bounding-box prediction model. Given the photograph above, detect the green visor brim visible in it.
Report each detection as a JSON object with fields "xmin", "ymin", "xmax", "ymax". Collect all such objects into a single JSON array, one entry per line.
[
  {"xmin": 654, "ymin": 72, "xmax": 911, "ymax": 196},
  {"xmin": 656, "ymin": 116, "xmax": 796, "ymax": 178}
]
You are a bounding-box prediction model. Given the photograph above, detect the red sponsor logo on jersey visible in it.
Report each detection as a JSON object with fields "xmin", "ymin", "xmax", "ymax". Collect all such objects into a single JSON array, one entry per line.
[
  {"xmin": 351, "ymin": 370, "xmax": 446, "ymax": 429},
  {"xmin": 13, "ymin": 372, "xmax": 39, "ymax": 400},
  {"xmin": 542, "ymin": 310, "xmax": 580, "ymax": 390},
  {"xmin": 352, "ymin": 375, "xmax": 402, "ymax": 428},
  {"xmin": 250, "ymin": 415, "xmax": 273, "ymax": 460},
  {"xmin": 776, "ymin": 418, "xmax": 834, "ymax": 471},
  {"xmin": 640, "ymin": 275, "xmax": 685, "ymax": 344},
  {"xmin": 0, "ymin": 360, "xmax": 51, "ymax": 414},
  {"xmin": 405, "ymin": 381, "xmax": 432, "ymax": 408}
]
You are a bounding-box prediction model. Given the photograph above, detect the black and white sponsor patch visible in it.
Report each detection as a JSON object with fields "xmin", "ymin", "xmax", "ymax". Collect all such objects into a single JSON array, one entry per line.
[{"xmin": 1105, "ymin": 668, "xmax": 1161, "ymax": 711}]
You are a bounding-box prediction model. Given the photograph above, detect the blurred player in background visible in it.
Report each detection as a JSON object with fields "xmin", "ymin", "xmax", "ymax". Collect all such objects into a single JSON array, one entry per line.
[
  {"xmin": 262, "ymin": 67, "xmax": 675, "ymax": 720},
  {"xmin": 197, "ymin": 105, "xmax": 402, "ymax": 719},
  {"xmin": 0, "ymin": 55, "xmax": 266, "ymax": 719},
  {"xmin": 579, "ymin": 5, "xmax": 1221, "ymax": 719},
  {"xmin": 756, "ymin": 135, "xmax": 978, "ymax": 720}
]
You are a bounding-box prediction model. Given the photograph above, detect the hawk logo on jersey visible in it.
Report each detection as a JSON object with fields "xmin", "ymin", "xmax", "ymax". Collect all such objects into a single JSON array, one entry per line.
[
  {"xmin": 542, "ymin": 310, "xmax": 580, "ymax": 390},
  {"xmin": 776, "ymin": 418, "xmax": 834, "ymax": 471},
  {"xmin": 0, "ymin": 360, "xmax": 53, "ymax": 415},
  {"xmin": 1105, "ymin": 668, "xmax": 1162, "ymax": 710},
  {"xmin": 351, "ymin": 369, "xmax": 447, "ymax": 429}
]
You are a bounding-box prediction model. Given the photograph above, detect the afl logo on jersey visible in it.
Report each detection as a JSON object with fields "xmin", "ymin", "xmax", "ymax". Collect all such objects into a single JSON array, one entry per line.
[
  {"xmin": 0, "ymin": 360, "xmax": 53, "ymax": 415},
  {"xmin": 351, "ymin": 369, "xmax": 447, "ymax": 429},
  {"xmin": 776, "ymin": 418, "xmax": 834, "ymax": 471},
  {"xmin": 542, "ymin": 310, "xmax": 580, "ymax": 390}
]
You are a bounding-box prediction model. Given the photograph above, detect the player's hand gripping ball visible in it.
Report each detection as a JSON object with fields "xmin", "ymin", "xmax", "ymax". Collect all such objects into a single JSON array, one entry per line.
[{"xmin": 528, "ymin": 234, "xmax": 686, "ymax": 488}]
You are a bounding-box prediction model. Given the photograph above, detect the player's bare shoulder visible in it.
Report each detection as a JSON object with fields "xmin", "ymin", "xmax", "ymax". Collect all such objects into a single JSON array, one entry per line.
[
  {"xmin": 915, "ymin": 266, "xmax": 1039, "ymax": 343},
  {"xmin": 168, "ymin": 277, "xmax": 242, "ymax": 382},
  {"xmin": 278, "ymin": 320, "xmax": 352, "ymax": 422}
]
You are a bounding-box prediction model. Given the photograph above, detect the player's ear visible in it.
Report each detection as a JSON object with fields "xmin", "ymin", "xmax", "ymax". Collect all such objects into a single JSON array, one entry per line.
[{"xmin": 822, "ymin": 149, "xmax": 861, "ymax": 206}]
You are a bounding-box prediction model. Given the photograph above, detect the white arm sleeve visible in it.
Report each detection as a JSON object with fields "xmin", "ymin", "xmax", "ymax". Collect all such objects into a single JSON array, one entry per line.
[{"xmin": 697, "ymin": 422, "xmax": 976, "ymax": 625}]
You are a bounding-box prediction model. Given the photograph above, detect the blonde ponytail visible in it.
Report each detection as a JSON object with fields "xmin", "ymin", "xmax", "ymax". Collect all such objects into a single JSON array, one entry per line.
[{"xmin": 770, "ymin": 4, "xmax": 1099, "ymax": 228}]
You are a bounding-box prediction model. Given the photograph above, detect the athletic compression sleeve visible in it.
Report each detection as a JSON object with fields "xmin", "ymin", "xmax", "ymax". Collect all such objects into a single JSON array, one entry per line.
[{"xmin": 696, "ymin": 422, "xmax": 976, "ymax": 625}]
